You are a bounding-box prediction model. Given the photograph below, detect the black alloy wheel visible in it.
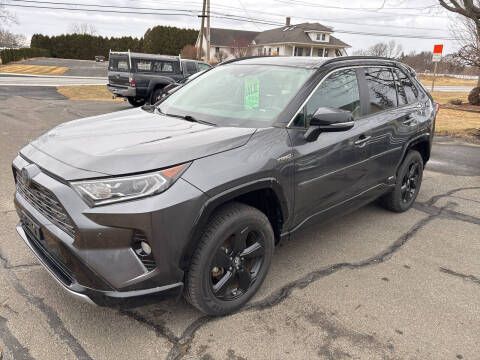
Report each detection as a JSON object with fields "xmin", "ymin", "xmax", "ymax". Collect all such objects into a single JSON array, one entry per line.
[
  {"xmin": 380, "ymin": 150, "xmax": 424, "ymax": 213},
  {"xmin": 401, "ymin": 161, "xmax": 420, "ymax": 203},
  {"xmin": 210, "ymin": 226, "xmax": 265, "ymax": 301},
  {"xmin": 185, "ymin": 202, "xmax": 274, "ymax": 315}
]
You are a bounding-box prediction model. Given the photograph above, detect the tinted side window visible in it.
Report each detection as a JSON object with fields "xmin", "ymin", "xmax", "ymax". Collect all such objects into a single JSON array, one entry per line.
[
  {"xmin": 394, "ymin": 68, "xmax": 419, "ymax": 104},
  {"xmin": 364, "ymin": 67, "xmax": 397, "ymax": 114},
  {"xmin": 185, "ymin": 61, "xmax": 197, "ymax": 75},
  {"xmin": 152, "ymin": 61, "xmax": 174, "ymax": 73},
  {"xmin": 198, "ymin": 63, "xmax": 211, "ymax": 71},
  {"xmin": 304, "ymin": 69, "xmax": 360, "ymax": 125},
  {"xmin": 137, "ymin": 60, "xmax": 153, "ymax": 72},
  {"xmin": 393, "ymin": 70, "xmax": 408, "ymax": 106}
]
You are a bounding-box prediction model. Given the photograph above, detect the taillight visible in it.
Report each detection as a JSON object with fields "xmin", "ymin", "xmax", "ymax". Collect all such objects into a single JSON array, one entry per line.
[
  {"xmin": 129, "ymin": 76, "xmax": 135, "ymax": 87},
  {"xmin": 435, "ymin": 102, "xmax": 440, "ymax": 113}
]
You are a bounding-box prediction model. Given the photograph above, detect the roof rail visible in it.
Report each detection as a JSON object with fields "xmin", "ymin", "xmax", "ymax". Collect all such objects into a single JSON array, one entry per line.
[
  {"xmin": 217, "ymin": 55, "xmax": 271, "ymax": 66},
  {"xmin": 322, "ymin": 55, "xmax": 397, "ymax": 66}
]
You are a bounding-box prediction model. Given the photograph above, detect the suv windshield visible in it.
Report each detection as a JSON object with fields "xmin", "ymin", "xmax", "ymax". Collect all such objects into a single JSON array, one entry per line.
[{"xmin": 158, "ymin": 64, "xmax": 314, "ymax": 127}]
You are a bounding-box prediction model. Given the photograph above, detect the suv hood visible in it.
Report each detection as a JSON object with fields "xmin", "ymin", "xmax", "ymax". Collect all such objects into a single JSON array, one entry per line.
[{"xmin": 26, "ymin": 108, "xmax": 256, "ymax": 179}]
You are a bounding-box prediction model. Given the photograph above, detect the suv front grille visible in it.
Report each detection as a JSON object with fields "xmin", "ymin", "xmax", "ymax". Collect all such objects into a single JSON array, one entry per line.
[{"xmin": 15, "ymin": 169, "xmax": 75, "ymax": 238}]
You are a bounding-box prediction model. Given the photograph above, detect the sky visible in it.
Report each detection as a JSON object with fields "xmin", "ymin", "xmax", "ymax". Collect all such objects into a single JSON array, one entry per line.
[{"xmin": 3, "ymin": 0, "xmax": 462, "ymax": 55}]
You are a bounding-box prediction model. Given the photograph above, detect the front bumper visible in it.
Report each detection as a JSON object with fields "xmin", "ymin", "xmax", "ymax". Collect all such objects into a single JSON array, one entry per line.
[
  {"xmin": 12, "ymin": 155, "xmax": 208, "ymax": 306},
  {"xmin": 107, "ymin": 84, "xmax": 136, "ymax": 97}
]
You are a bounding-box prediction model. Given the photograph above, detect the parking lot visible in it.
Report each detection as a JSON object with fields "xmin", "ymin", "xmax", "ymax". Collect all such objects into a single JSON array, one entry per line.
[{"xmin": 0, "ymin": 88, "xmax": 479, "ymax": 359}]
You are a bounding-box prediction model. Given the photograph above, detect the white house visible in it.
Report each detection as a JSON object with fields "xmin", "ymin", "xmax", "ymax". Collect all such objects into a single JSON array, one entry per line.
[{"xmin": 196, "ymin": 18, "xmax": 350, "ymax": 62}]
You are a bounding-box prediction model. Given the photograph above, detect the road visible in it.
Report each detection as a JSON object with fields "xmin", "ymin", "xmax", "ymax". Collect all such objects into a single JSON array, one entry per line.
[
  {"xmin": 0, "ymin": 73, "xmax": 474, "ymax": 92},
  {"xmin": 0, "ymin": 89, "xmax": 479, "ymax": 360},
  {"xmin": 0, "ymin": 74, "xmax": 107, "ymax": 87},
  {"xmin": 429, "ymin": 85, "xmax": 474, "ymax": 92}
]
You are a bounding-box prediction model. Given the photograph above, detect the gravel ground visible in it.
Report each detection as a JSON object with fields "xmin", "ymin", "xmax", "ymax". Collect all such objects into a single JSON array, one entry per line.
[{"xmin": 0, "ymin": 89, "xmax": 479, "ymax": 360}]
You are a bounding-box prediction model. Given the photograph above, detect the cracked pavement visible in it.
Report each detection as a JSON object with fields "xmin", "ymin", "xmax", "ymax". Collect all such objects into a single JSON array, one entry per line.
[{"xmin": 0, "ymin": 93, "xmax": 479, "ymax": 360}]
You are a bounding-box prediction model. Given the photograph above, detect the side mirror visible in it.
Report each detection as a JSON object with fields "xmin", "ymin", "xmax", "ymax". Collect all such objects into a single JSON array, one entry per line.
[{"xmin": 304, "ymin": 107, "xmax": 354, "ymax": 142}]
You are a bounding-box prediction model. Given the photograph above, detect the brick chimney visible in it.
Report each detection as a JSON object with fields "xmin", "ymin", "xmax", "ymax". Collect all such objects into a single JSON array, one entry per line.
[{"xmin": 286, "ymin": 17, "xmax": 291, "ymax": 26}]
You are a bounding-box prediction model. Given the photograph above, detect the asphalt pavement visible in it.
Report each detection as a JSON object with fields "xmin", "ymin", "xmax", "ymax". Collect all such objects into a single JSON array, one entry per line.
[
  {"xmin": 429, "ymin": 86, "xmax": 474, "ymax": 92},
  {"xmin": 21, "ymin": 58, "xmax": 108, "ymax": 77},
  {"xmin": 0, "ymin": 89, "xmax": 479, "ymax": 360}
]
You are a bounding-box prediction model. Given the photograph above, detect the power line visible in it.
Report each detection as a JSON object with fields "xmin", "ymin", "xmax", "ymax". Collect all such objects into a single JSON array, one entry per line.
[
  {"xmin": 8, "ymin": 0, "xmax": 452, "ymax": 32},
  {"xmin": 3, "ymin": 1, "xmax": 458, "ymax": 40}
]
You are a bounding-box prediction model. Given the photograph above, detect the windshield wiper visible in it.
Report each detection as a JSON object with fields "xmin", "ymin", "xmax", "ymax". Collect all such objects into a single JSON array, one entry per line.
[{"xmin": 166, "ymin": 113, "xmax": 216, "ymax": 127}]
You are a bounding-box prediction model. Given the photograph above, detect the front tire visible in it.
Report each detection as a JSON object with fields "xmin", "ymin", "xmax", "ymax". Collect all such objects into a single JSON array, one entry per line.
[
  {"xmin": 127, "ymin": 97, "xmax": 145, "ymax": 107},
  {"xmin": 381, "ymin": 150, "xmax": 423, "ymax": 212},
  {"xmin": 185, "ymin": 202, "xmax": 274, "ymax": 316}
]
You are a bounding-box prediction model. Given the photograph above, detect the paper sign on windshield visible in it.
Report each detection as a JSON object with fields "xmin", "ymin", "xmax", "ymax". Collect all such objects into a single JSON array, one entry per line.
[{"xmin": 244, "ymin": 77, "xmax": 260, "ymax": 110}]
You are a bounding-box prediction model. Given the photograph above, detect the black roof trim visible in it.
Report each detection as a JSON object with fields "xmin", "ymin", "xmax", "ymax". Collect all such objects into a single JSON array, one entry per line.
[
  {"xmin": 217, "ymin": 55, "xmax": 271, "ymax": 66},
  {"xmin": 322, "ymin": 56, "xmax": 397, "ymax": 66}
]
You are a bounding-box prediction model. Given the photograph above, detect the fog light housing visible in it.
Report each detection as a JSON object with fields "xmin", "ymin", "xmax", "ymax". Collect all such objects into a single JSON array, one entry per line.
[{"xmin": 132, "ymin": 230, "xmax": 156, "ymax": 271}]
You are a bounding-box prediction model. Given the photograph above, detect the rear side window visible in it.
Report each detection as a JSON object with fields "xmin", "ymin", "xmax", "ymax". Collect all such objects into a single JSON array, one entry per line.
[
  {"xmin": 394, "ymin": 68, "xmax": 419, "ymax": 104},
  {"xmin": 135, "ymin": 60, "xmax": 152, "ymax": 72},
  {"xmin": 185, "ymin": 61, "xmax": 197, "ymax": 75},
  {"xmin": 364, "ymin": 67, "xmax": 397, "ymax": 114},
  {"xmin": 152, "ymin": 61, "xmax": 174, "ymax": 73},
  {"xmin": 295, "ymin": 69, "xmax": 360, "ymax": 127},
  {"xmin": 198, "ymin": 63, "xmax": 211, "ymax": 71},
  {"xmin": 108, "ymin": 57, "xmax": 129, "ymax": 72}
]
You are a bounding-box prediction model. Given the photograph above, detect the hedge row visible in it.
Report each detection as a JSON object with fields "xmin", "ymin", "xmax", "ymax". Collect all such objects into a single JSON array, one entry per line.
[
  {"xmin": 1, "ymin": 47, "xmax": 51, "ymax": 65},
  {"xmin": 30, "ymin": 26, "xmax": 198, "ymax": 61}
]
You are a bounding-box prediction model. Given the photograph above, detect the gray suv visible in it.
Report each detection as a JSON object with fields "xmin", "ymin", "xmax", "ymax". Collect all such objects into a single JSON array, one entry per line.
[
  {"xmin": 12, "ymin": 56, "xmax": 437, "ymax": 315},
  {"xmin": 107, "ymin": 51, "xmax": 212, "ymax": 106}
]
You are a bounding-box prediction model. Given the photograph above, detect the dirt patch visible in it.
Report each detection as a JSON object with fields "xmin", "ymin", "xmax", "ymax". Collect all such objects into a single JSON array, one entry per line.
[
  {"xmin": 0, "ymin": 64, "xmax": 68, "ymax": 75},
  {"xmin": 57, "ymin": 85, "xmax": 123, "ymax": 101}
]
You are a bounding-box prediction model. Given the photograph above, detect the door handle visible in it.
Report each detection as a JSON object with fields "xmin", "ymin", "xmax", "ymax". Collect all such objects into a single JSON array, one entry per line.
[{"xmin": 354, "ymin": 135, "xmax": 371, "ymax": 147}]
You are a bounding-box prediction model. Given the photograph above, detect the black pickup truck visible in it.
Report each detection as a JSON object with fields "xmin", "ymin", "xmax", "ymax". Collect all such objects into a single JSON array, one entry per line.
[{"xmin": 107, "ymin": 51, "xmax": 212, "ymax": 106}]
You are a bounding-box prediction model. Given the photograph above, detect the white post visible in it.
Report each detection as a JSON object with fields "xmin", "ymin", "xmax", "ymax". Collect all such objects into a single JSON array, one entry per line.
[{"xmin": 292, "ymin": 45, "xmax": 296, "ymax": 56}]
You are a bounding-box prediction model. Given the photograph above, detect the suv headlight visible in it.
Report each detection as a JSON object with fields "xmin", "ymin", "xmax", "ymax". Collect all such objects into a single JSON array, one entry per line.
[{"xmin": 71, "ymin": 163, "xmax": 189, "ymax": 206}]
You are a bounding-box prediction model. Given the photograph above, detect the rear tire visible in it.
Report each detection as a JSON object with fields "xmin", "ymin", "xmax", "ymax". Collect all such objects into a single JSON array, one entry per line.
[
  {"xmin": 185, "ymin": 202, "xmax": 274, "ymax": 316},
  {"xmin": 127, "ymin": 97, "xmax": 145, "ymax": 107},
  {"xmin": 381, "ymin": 150, "xmax": 423, "ymax": 213},
  {"xmin": 151, "ymin": 88, "xmax": 164, "ymax": 105}
]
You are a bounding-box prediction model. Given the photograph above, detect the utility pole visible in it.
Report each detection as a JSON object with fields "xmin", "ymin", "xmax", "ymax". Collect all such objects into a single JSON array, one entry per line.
[
  {"xmin": 431, "ymin": 61, "xmax": 438, "ymax": 92},
  {"xmin": 206, "ymin": 0, "xmax": 210, "ymax": 62},
  {"xmin": 198, "ymin": 0, "xmax": 207, "ymax": 61}
]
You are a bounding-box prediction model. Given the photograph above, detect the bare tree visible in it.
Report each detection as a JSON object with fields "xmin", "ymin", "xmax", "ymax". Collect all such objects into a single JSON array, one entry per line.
[
  {"xmin": 68, "ymin": 23, "xmax": 98, "ymax": 36},
  {"xmin": 229, "ymin": 38, "xmax": 253, "ymax": 58},
  {"xmin": 0, "ymin": 29, "xmax": 26, "ymax": 48},
  {"xmin": 214, "ymin": 49, "xmax": 228, "ymax": 63},
  {"xmin": 439, "ymin": 0, "xmax": 480, "ymax": 85},
  {"xmin": 353, "ymin": 40, "xmax": 403, "ymax": 58},
  {"xmin": 0, "ymin": 0, "xmax": 18, "ymax": 30}
]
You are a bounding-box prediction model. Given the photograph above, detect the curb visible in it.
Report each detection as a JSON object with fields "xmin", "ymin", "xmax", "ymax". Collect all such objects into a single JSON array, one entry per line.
[{"xmin": 441, "ymin": 104, "xmax": 480, "ymax": 113}]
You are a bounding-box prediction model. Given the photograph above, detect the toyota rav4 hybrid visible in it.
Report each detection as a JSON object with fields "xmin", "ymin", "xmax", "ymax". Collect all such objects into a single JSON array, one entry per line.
[{"xmin": 12, "ymin": 56, "xmax": 437, "ymax": 315}]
